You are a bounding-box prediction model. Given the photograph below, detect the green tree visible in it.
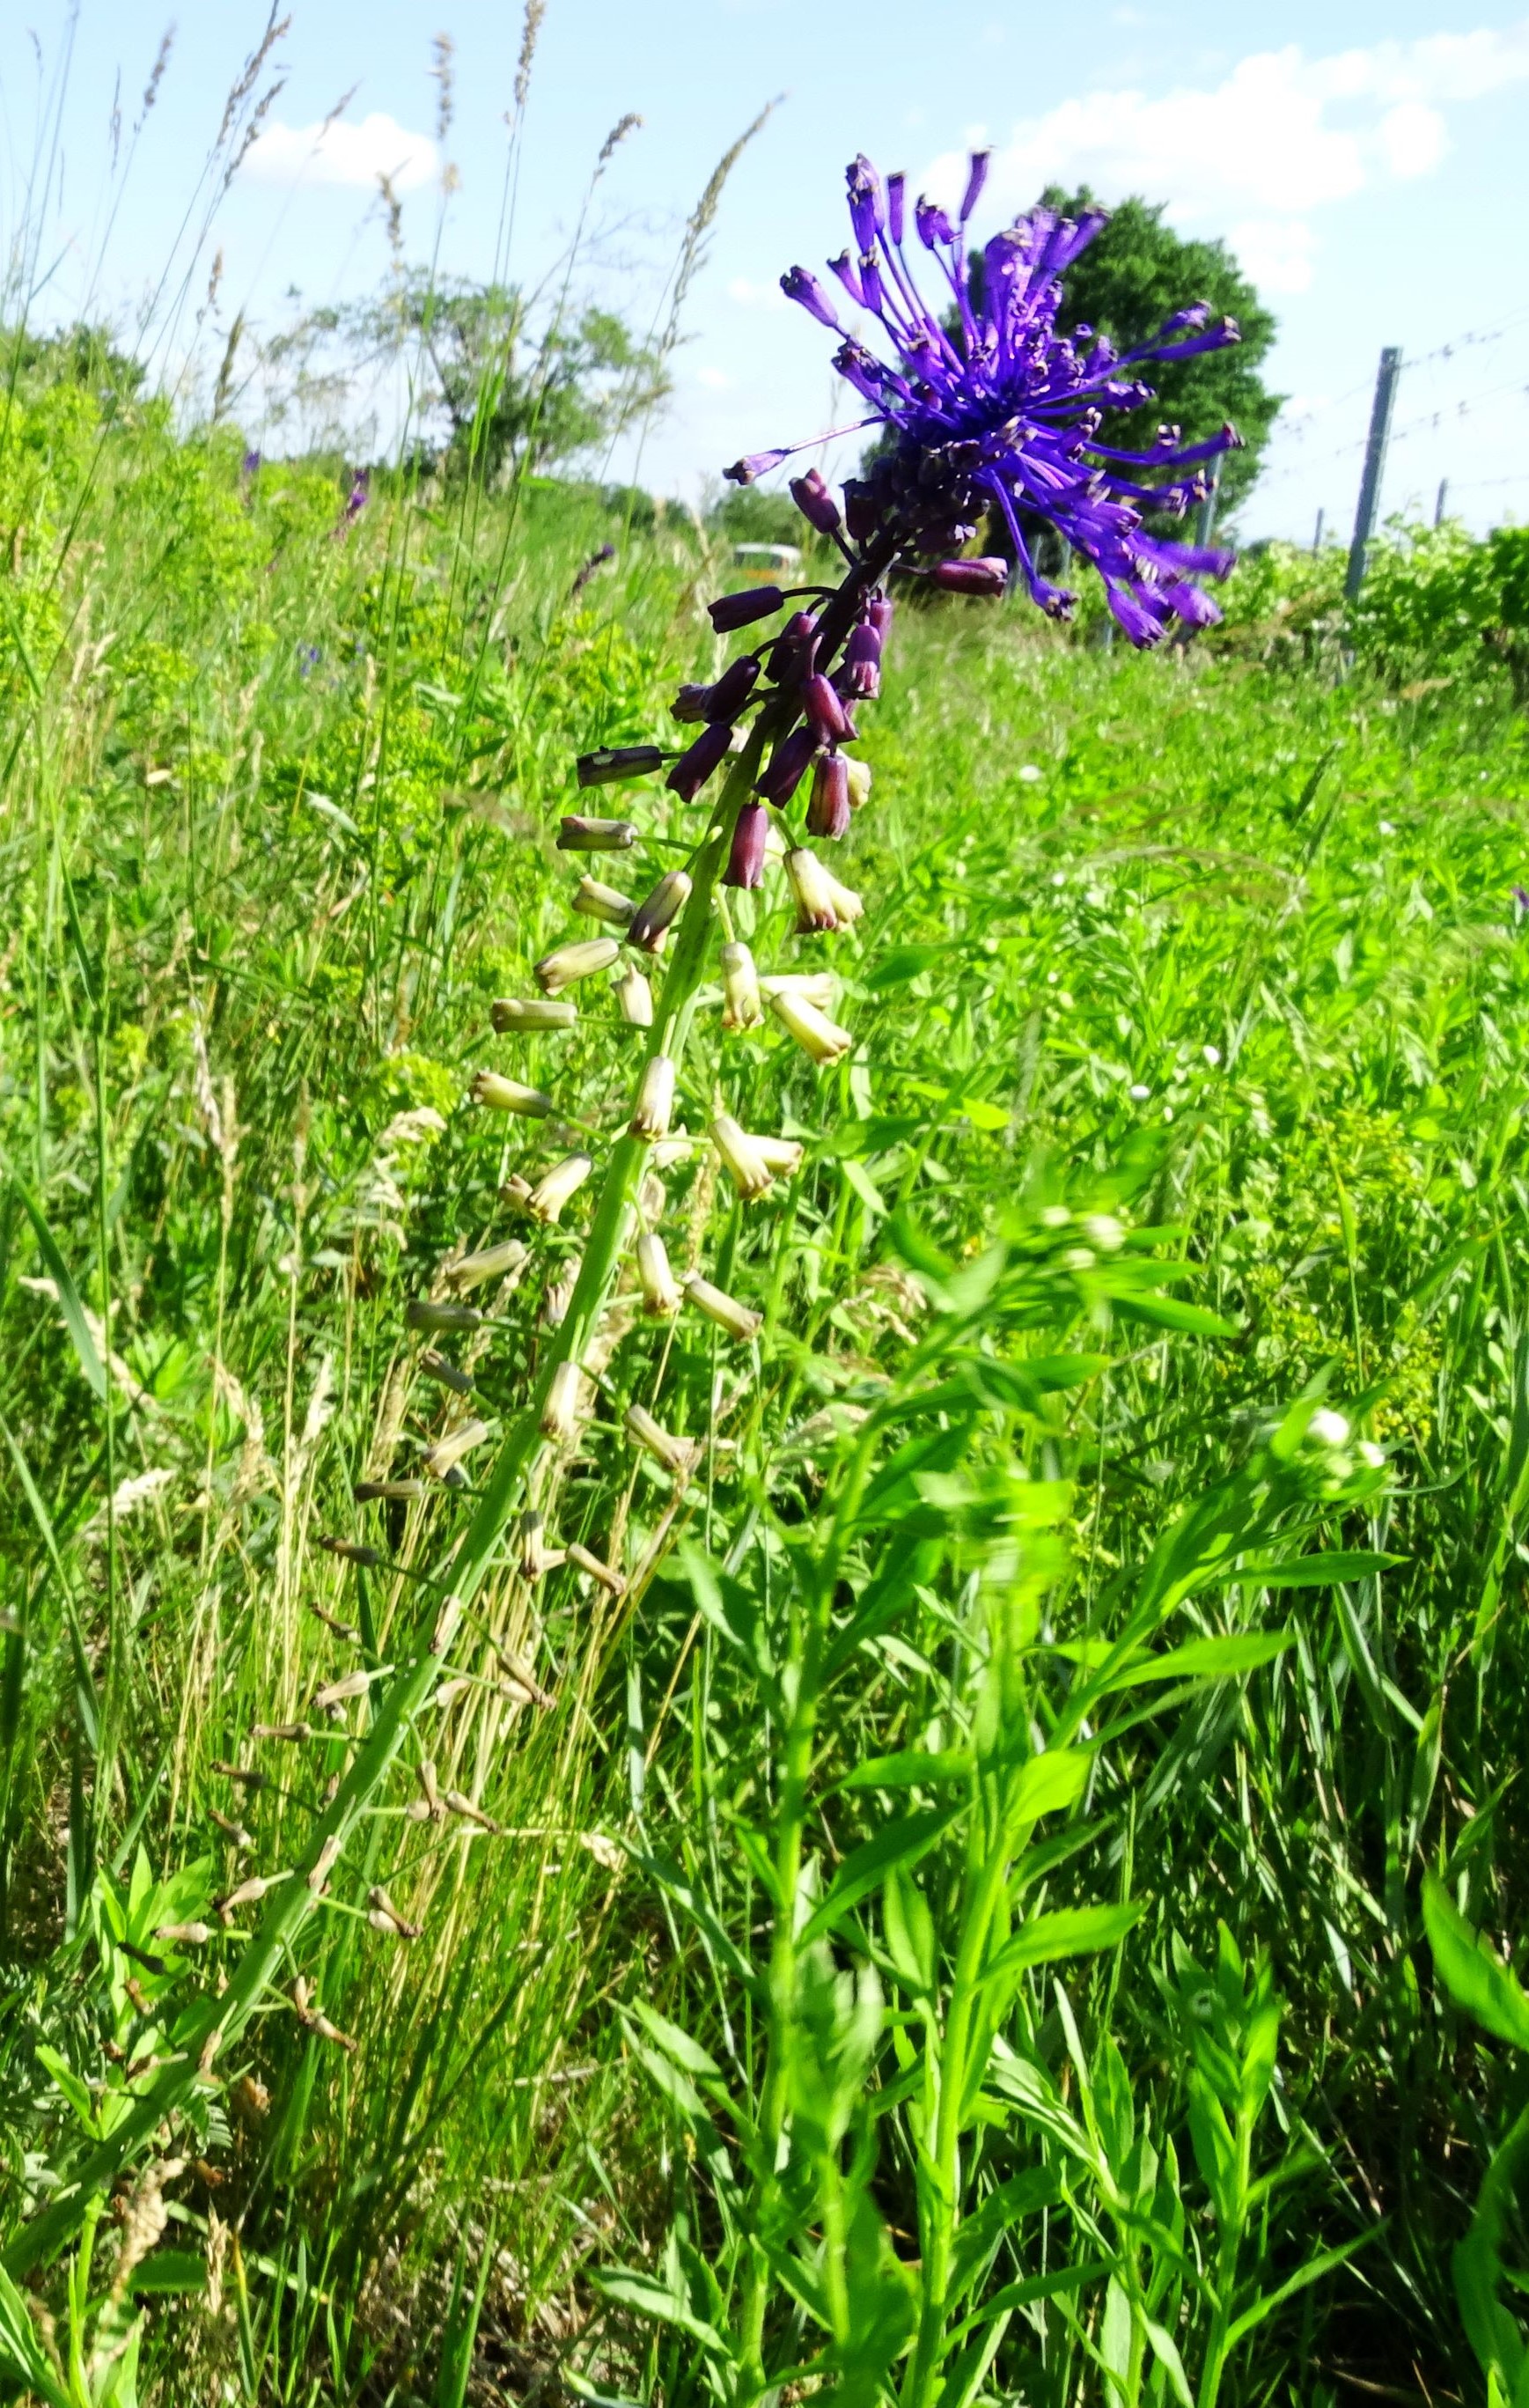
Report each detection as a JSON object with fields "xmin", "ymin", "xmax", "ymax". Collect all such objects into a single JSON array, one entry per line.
[{"xmin": 1035, "ymin": 188, "xmax": 1282, "ymax": 521}]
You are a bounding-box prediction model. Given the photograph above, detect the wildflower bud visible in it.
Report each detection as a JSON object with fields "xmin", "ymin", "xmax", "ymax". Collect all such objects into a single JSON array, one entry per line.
[
  {"xmin": 709, "ymin": 585, "xmax": 784, "ymax": 633},
  {"xmin": 803, "ymin": 672, "xmax": 849, "ymax": 746},
  {"xmin": 423, "ymin": 1418, "xmax": 489, "ymax": 1478},
  {"xmin": 707, "ymin": 653, "xmax": 762, "ymax": 719},
  {"xmin": 781, "ymin": 266, "xmax": 842, "ymax": 329},
  {"xmin": 626, "ymin": 1403, "xmax": 695, "ymax": 1476},
  {"xmin": 407, "ymin": 1299, "xmax": 481, "ymax": 1334},
  {"xmin": 757, "ymin": 728, "xmax": 820, "ymax": 806},
  {"xmin": 766, "ymin": 608, "xmax": 818, "ymax": 681},
  {"xmin": 614, "ymin": 961, "xmax": 654, "ymax": 1025},
  {"xmin": 842, "ymin": 622, "xmax": 881, "ymax": 698},
  {"xmin": 541, "ymin": 1270, "xmax": 572, "ymax": 1329},
  {"xmin": 571, "ymin": 875, "xmax": 636, "ymax": 928},
  {"xmin": 447, "ymin": 1239, "xmax": 530, "ymax": 1292},
  {"xmin": 307, "ymin": 1834, "xmax": 343, "ymax": 1894},
  {"xmin": 559, "ymin": 814, "xmax": 636, "ymax": 851},
  {"xmin": 155, "ymin": 1921, "xmax": 213, "ymax": 1948},
  {"xmin": 501, "ymin": 1174, "xmax": 533, "ymax": 1205},
  {"xmin": 710, "ymin": 1115, "xmax": 776, "ymax": 1201},
  {"xmin": 845, "ymin": 757, "xmax": 872, "ymax": 810},
  {"xmin": 771, "ymin": 989, "xmax": 854, "ymax": 1065},
  {"xmin": 368, "ymin": 1887, "xmax": 423, "ymax": 1940},
  {"xmin": 790, "ymin": 468, "xmax": 842, "ymax": 535},
  {"xmin": 541, "ymin": 1359, "xmax": 584, "ymax": 1440},
  {"xmin": 720, "ymin": 939, "xmax": 762, "ymax": 1029},
  {"xmin": 629, "ymin": 870, "xmax": 692, "ymax": 952},
  {"xmin": 518, "ymin": 1512, "xmax": 553, "ymax": 1580},
  {"xmin": 724, "ymin": 800, "xmax": 769, "ymax": 890},
  {"xmin": 636, "ymin": 1231, "xmax": 682, "ymax": 1316},
  {"xmin": 868, "ymin": 593, "xmax": 893, "ymax": 637},
  {"xmin": 566, "ymin": 1539, "xmax": 625, "ymax": 1594},
  {"xmin": 930, "ymin": 556, "xmax": 1008, "ymax": 596},
  {"xmin": 684, "ymin": 1272, "xmax": 763, "ymax": 1343},
  {"xmin": 526, "ymin": 1152, "xmax": 592, "ymax": 1224},
  {"xmin": 823, "ymin": 869, "xmax": 864, "ymax": 925},
  {"xmin": 577, "ymin": 745, "xmax": 664, "ymax": 786},
  {"xmin": 753, "ymin": 1135, "xmax": 805, "ymax": 1175},
  {"xmin": 313, "ymin": 1668, "xmax": 377, "ymax": 1712},
  {"xmin": 210, "ymin": 1808, "xmax": 253, "ymax": 1848},
  {"xmin": 471, "ymin": 1071, "xmax": 553, "ymax": 1117},
  {"xmin": 216, "ymin": 1873, "xmax": 292, "ymax": 1921},
  {"xmin": 629, "ymin": 1053, "xmax": 676, "ymax": 1141},
  {"xmin": 355, "ymin": 1477, "xmax": 428, "ymax": 1501},
  {"xmin": 420, "ymin": 1350, "xmax": 474, "ymax": 1395},
  {"xmin": 535, "ymin": 937, "xmax": 621, "ymax": 995},
  {"xmin": 491, "ymin": 996, "xmax": 578, "ymax": 1031},
  {"xmin": 671, "ymin": 684, "xmax": 711, "ymax": 723},
  {"xmin": 843, "ymin": 483, "xmax": 880, "ymax": 544},
  {"xmin": 652, "ymin": 1131, "xmax": 692, "ymax": 1169},
  {"xmin": 784, "ymin": 846, "xmax": 839, "ymax": 932},
  {"xmin": 667, "ymin": 721, "xmax": 732, "ymax": 800},
  {"xmin": 761, "ymin": 970, "xmax": 837, "ymax": 1009},
  {"xmin": 807, "ymin": 753, "xmax": 851, "ymax": 840}
]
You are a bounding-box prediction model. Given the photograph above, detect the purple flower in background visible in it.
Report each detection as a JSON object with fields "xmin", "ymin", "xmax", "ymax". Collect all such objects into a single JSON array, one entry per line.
[
  {"xmin": 333, "ymin": 467, "xmax": 371, "ymax": 539},
  {"xmin": 242, "ymin": 447, "xmax": 261, "ymax": 477},
  {"xmin": 731, "ymin": 152, "xmax": 1244, "ymax": 645}
]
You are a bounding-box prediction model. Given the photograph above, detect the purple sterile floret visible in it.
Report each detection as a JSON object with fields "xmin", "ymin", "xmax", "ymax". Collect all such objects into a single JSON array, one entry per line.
[
  {"xmin": 765, "ymin": 151, "xmax": 1242, "ymax": 644},
  {"xmin": 725, "ymin": 800, "xmax": 769, "ymax": 889},
  {"xmin": 667, "ymin": 720, "xmax": 734, "ymax": 800}
]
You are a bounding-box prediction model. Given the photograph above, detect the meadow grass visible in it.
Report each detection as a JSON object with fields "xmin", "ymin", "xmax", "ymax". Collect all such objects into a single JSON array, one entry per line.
[{"xmin": 1, "ymin": 374, "xmax": 1528, "ymax": 2403}]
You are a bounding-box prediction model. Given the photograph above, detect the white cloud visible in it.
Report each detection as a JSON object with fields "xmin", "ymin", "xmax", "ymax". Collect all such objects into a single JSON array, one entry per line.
[
  {"xmin": 918, "ymin": 21, "xmax": 1529, "ymax": 294},
  {"xmin": 727, "ymin": 276, "xmax": 787, "ymax": 310},
  {"xmin": 696, "ymin": 365, "xmax": 731, "ymax": 390},
  {"xmin": 240, "ymin": 111, "xmax": 439, "ymax": 194}
]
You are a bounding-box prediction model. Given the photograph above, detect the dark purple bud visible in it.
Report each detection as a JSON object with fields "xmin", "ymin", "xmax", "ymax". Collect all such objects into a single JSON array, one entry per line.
[
  {"xmin": 867, "ymin": 593, "xmax": 893, "ymax": 638},
  {"xmin": 724, "ymin": 800, "xmax": 769, "ymax": 889},
  {"xmin": 959, "ymin": 151, "xmax": 991, "ymax": 224},
  {"xmin": 666, "ymin": 720, "xmax": 733, "ymax": 800},
  {"xmin": 781, "ymin": 267, "xmax": 842, "ymax": 330},
  {"xmin": 756, "ymin": 726, "xmax": 819, "ymax": 805},
  {"xmin": 706, "ymin": 653, "xmax": 762, "ymax": 719},
  {"xmin": 886, "ymin": 172, "xmax": 906, "ymax": 246},
  {"xmin": 577, "ymin": 745, "xmax": 665, "ymax": 787},
  {"xmin": 672, "ymin": 683, "xmax": 711, "ymax": 723},
  {"xmin": 930, "ymin": 557, "xmax": 1009, "ymax": 597},
  {"xmin": 842, "ymin": 482, "xmax": 880, "ymax": 544},
  {"xmin": 789, "ymin": 468, "xmax": 842, "ymax": 537},
  {"xmin": 842, "ymin": 622, "xmax": 882, "ymax": 700},
  {"xmin": 803, "ymin": 672, "xmax": 849, "ymax": 745},
  {"xmin": 767, "ymin": 610, "xmax": 819, "ymax": 682},
  {"xmin": 807, "ymin": 753, "xmax": 851, "ymax": 841},
  {"xmin": 709, "ymin": 585, "xmax": 785, "ymax": 633}
]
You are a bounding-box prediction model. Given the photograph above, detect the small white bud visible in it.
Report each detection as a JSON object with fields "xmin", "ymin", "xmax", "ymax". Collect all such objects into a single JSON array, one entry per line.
[
  {"xmin": 540, "ymin": 1359, "xmax": 584, "ymax": 1440},
  {"xmin": 769, "ymin": 990, "xmax": 854, "ymax": 1066},
  {"xmin": 636, "ymin": 1231, "xmax": 682, "ymax": 1316},
  {"xmin": 684, "ymin": 1272, "xmax": 762, "ymax": 1343},
  {"xmin": 720, "ymin": 940, "xmax": 762, "ymax": 1031},
  {"xmin": 1358, "ymin": 1440, "xmax": 1386, "ymax": 1470},
  {"xmin": 526, "ymin": 1152, "xmax": 592, "ymax": 1224},
  {"xmin": 629, "ymin": 1054, "xmax": 676, "ymax": 1141},
  {"xmin": 710, "ymin": 1114, "xmax": 776, "ymax": 1200},
  {"xmin": 822, "ymin": 869, "xmax": 864, "ymax": 926},
  {"xmin": 614, "ymin": 961, "xmax": 654, "ymax": 1026},
  {"xmin": 423, "ymin": 1418, "xmax": 489, "ymax": 1477},
  {"xmin": 629, "ymin": 869, "xmax": 692, "ymax": 951},
  {"xmin": 471, "ymin": 1071, "xmax": 553, "ymax": 1117},
  {"xmin": 845, "ymin": 757, "xmax": 872, "ymax": 809},
  {"xmin": 626, "ymin": 1403, "xmax": 695, "ymax": 1476},
  {"xmin": 1307, "ymin": 1408, "xmax": 1350, "ymax": 1448},
  {"xmin": 572, "ymin": 875, "xmax": 636, "ymax": 927},
  {"xmin": 1081, "ymin": 1214, "xmax": 1124, "ymax": 1252},
  {"xmin": 490, "ymin": 997, "xmax": 578, "ymax": 1032},
  {"xmin": 753, "ymin": 1135, "xmax": 805, "ymax": 1175},
  {"xmin": 447, "ymin": 1239, "xmax": 530, "ymax": 1292},
  {"xmin": 535, "ymin": 937, "xmax": 621, "ymax": 995}
]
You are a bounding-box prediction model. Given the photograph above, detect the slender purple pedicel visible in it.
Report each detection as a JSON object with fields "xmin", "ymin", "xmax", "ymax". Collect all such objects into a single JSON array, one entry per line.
[
  {"xmin": 724, "ymin": 800, "xmax": 769, "ymax": 889},
  {"xmin": 748, "ymin": 151, "xmax": 1240, "ymax": 644}
]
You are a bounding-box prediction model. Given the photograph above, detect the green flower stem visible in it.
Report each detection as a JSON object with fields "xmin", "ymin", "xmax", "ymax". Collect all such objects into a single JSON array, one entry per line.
[{"xmin": 2, "ymin": 718, "xmax": 774, "ymax": 2281}]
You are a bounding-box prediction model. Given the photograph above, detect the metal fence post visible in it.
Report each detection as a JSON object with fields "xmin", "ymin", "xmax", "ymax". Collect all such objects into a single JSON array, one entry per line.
[{"xmin": 1344, "ymin": 346, "xmax": 1402, "ymax": 600}]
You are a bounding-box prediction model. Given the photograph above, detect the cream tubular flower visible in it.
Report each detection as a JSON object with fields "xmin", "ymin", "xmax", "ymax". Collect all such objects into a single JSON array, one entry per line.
[
  {"xmin": 534, "ymin": 937, "xmax": 621, "ymax": 996},
  {"xmin": 720, "ymin": 940, "xmax": 763, "ymax": 1031},
  {"xmin": 636, "ymin": 1231, "xmax": 682, "ymax": 1317},
  {"xmin": 683, "ymin": 1272, "xmax": 762, "ymax": 1342},
  {"xmin": 626, "ymin": 1403, "xmax": 694, "ymax": 1476},
  {"xmin": 447, "ymin": 1239, "xmax": 529, "ymax": 1292},
  {"xmin": 422, "ymin": 1418, "xmax": 489, "ymax": 1478},
  {"xmin": 614, "ymin": 961, "xmax": 654, "ymax": 1026},
  {"xmin": 760, "ymin": 971, "xmax": 836, "ymax": 1010},
  {"xmin": 572, "ymin": 876, "xmax": 636, "ymax": 927},
  {"xmin": 471, "ymin": 1071, "xmax": 553, "ymax": 1117},
  {"xmin": 540, "ymin": 1359, "xmax": 584, "ymax": 1440},
  {"xmin": 526, "ymin": 1152, "xmax": 592, "ymax": 1224},
  {"xmin": 629, "ymin": 1054, "xmax": 676, "ymax": 1142},
  {"xmin": 629, "ymin": 870, "xmax": 692, "ymax": 952},
  {"xmin": 490, "ymin": 997, "xmax": 578, "ymax": 1032},
  {"xmin": 845, "ymin": 757, "xmax": 872, "ymax": 809},
  {"xmin": 823, "ymin": 870, "xmax": 864, "ymax": 926},
  {"xmin": 753, "ymin": 1135, "xmax": 805, "ymax": 1176},
  {"xmin": 784, "ymin": 847, "xmax": 839, "ymax": 932},
  {"xmin": 710, "ymin": 1114, "xmax": 775, "ymax": 1201},
  {"xmin": 769, "ymin": 989, "xmax": 854, "ymax": 1066}
]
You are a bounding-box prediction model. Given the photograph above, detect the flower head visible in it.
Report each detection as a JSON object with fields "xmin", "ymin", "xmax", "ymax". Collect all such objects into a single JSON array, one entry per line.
[{"xmin": 743, "ymin": 155, "xmax": 1240, "ymax": 644}]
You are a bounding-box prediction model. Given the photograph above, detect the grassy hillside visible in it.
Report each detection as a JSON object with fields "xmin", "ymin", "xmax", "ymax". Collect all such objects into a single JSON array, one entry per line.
[{"xmin": 2, "ymin": 375, "xmax": 1529, "ymax": 2402}]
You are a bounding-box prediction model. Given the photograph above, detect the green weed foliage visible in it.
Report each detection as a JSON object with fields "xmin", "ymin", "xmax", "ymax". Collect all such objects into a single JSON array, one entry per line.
[{"xmin": 2, "ymin": 356, "xmax": 1529, "ymax": 2404}]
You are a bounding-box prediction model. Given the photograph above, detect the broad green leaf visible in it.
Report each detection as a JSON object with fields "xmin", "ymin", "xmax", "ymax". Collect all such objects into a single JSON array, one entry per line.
[
  {"xmin": 799, "ymin": 1807, "xmax": 960, "ymax": 1945},
  {"xmin": 1099, "ymin": 1631, "xmax": 1294, "ymax": 1692},
  {"xmin": 13, "ymin": 1183, "xmax": 107, "ymax": 1398},
  {"xmin": 1236, "ymin": 1550, "xmax": 1404, "ymax": 1587},
  {"xmin": 1010, "ymin": 1750, "xmax": 1091, "ymax": 1821},
  {"xmin": 1423, "ymin": 1875, "xmax": 1529, "ymax": 2051},
  {"xmin": 587, "ymin": 2268, "xmax": 726, "ymax": 2351},
  {"xmin": 838, "ymin": 1748, "xmax": 974, "ymax": 1793},
  {"xmin": 978, "ymin": 1901, "xmax": 1144, "ymax": 1993},
  {"xmin": 0, "ymin": 2264, "xmax": 69, "ymax": 2406},
  {"xmin": 628, "ymin": 1999, "xmax": 722, "ymax": 2082}
]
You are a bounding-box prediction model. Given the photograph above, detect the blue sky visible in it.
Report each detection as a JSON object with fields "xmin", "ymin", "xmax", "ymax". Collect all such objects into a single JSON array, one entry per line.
[{"xmin": 4, "ymin": 0, "xmax": 1528, "ymax": 541}]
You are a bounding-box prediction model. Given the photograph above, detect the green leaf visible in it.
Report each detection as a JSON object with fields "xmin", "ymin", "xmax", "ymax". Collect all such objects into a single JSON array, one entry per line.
[
  {"xmin": 628, "ymin": 1999, "xmax": 722, "ymax": 2082},
  {"xmin": 799, "ymin": 1808, "xmax": 961, "ymax": 1946},
  {"xmin": 1099, "ymin": 1631, "xmax": 1294, "ymax": 1691},
  {"xmin": 1009, "ymin": 1750, "xmax": 1091, "ymax": 1821},
  {"xmin": 978, "ymin": 1902, "xmax": 1144, "ymax": 1993},
  {"xmin": 1108, "ymin": 1292, "xmax": 1238, "ymax": 1337},
  {"xmin": 13, "ymin": 1183, "xmax": 106, "ymax": 1399},
  {"xmin": 1423, "ymin": 1875, "xmax": 1529, "ymax": 2051},
  {"xmin": 1236, "ymin": 1550, "xmax": 1404, "ymax": 1587},
  {"xmin": 0, "ymin": 2264, "xmax": 69, "ymax": 2406},
  {"xmin": 121, "ymin": 2249, "xmax": 208, "ymax": 2294},
  {"xmin": 837, "ymin": 1749, "xmax": 974, "ymax": 1793},
  {"xmin": 587, "ymin": 2267, "xmax": 727, "ymax": 2352}
]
